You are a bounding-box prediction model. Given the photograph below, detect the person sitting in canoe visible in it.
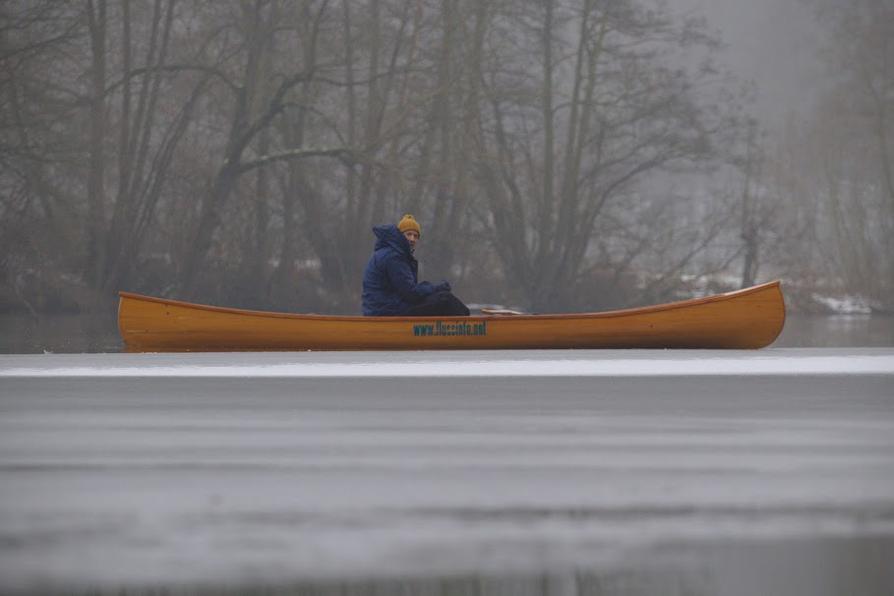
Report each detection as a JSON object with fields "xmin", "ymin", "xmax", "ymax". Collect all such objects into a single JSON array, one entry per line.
[{"xmin": 362, "ymin": 214, "xmax": 470, "ymax": 317}]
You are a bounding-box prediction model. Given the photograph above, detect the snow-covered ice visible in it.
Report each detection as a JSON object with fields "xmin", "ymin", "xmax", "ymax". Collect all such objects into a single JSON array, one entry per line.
[
  {"xmin": 1, "ymin": 349, "xmax": 893, "ymax": 592},
  {"xmin": 2, "ymin": 347, "xmax": 894, "ymax": 377}
]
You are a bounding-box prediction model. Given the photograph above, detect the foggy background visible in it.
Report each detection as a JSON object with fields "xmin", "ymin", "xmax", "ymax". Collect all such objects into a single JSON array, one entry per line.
[
  {"xmin": 1, "ymin": 0, "xmax": 893, "ymax": 349},
  {"xmin": 678, "ymin": 0, "xmax": 824, "ymax": 124}
]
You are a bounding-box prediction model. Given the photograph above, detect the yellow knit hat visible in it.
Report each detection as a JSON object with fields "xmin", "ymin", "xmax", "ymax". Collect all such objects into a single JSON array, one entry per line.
[{"xmin": 397, "ymin": 213, "xmax": 421, "ymax": 236}]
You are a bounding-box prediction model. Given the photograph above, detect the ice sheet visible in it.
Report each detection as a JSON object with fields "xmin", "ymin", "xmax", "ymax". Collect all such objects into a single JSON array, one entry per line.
[
  {"xmin": 1, "ymin": 349, "xmax": 893, "ymax": 590},
  {"xmin": 2, "ymin": 348, "xmax": 893, "ymax": 377}
]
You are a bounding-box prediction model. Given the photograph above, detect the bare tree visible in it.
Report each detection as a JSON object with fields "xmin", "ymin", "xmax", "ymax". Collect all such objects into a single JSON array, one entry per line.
[
  {"xmin": 177, "ymin": 0, "xmax": 349, "ymax": 297},
  {"xmin": 100, "ymin": 0, "xmax": 209, "ymax": 294},
  {"xmin": 473, "ymin": 0, "xmax": 733, "ymax": 310},
  {"xmin": 84, "ymin": 0, "xmax": 107, "ymax": 287},
  {"xmin": 789, "ymin": 0, "xmax": 894, "ymax": 310},
  {"xmin": 1, "ymin": 2, "xmax": 95, "ymax": 311},
  {"xmin": 0, "ymin": 0, "xmax": 768, "ymax": 317}
]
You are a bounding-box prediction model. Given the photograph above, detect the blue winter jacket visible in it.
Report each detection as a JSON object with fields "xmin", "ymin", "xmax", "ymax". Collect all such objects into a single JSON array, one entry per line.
[{"xmin": 362, "ymin": 225, "xmax": 447, "ymax": 316}]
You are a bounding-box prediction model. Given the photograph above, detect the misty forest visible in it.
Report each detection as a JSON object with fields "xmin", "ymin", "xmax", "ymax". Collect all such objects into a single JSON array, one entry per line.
[{"xmin": 1, "ymin": 0, "xmax": 892, "ymax": 317}]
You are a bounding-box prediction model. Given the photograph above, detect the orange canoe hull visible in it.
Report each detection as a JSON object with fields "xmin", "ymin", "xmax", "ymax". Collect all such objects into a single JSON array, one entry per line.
[{"xmin": 117, "ymin": 281, "xmax": 785, "ymax": 352}]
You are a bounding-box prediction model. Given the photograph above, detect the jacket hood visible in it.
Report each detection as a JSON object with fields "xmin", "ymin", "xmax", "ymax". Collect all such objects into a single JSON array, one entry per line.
[{"xmin": 373, "ymin": 224, "xmax": 412, "ymax": 256}]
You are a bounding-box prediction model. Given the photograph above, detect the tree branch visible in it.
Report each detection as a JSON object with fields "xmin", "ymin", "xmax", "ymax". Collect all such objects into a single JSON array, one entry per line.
[
  {"xmin": 104, "ymin": 63, "xmax": 239, "ymax": 96},
  {"xmin": 236, "ymin": 147, "xmax": 355, "ymax": 174}
]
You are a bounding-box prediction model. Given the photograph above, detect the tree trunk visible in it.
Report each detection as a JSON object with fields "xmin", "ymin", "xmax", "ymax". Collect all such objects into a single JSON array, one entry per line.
[
  {"xmin": 85, "ymin": 0, "xmax": 107, "ymax": 288},
  {"xmin": 425, "ymin": 0, "xmax": 457, "ymax": 280},
  {"xmin": 102, "ymin": 0, "xmax": 176, "ymax": 294},
  {"xmin": 181, "ymin": 162, "xmax": 240, "ymax": 296},
  {"xmin": 178, "ymin": 1, "xmax": 276, "ymax": 297}
]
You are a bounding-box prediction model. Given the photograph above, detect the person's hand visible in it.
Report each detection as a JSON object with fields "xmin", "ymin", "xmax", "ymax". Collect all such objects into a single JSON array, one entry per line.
[{"xmin": 436, "ymin": 281, "xmax": 451, "ymax": 292}]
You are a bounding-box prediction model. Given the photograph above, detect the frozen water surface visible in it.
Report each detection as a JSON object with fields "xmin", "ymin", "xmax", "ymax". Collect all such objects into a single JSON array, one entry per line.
[
  {"xmin": 1, "ymin": 348, "xmax": 893, "ymax": 594},
  {"xmin": 3, "ymin": 347, "xmax": 894, "ymax": 377}
]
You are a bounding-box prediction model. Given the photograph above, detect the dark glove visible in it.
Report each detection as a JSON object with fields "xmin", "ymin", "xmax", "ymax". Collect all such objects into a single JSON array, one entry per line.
[{"xmin": 435, "ymin": 281, "xmax": 451, "ymax": 293}]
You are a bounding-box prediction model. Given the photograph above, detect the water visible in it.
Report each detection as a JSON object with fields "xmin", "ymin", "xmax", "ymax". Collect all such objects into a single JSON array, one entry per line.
[
  {"xmin": 776, "ymin": 315, "xmax": 894, "ymax": 347},
  {"xmin": 1, "ymin": 313, "xmax": 894, "ymax": 353},
  {"xmin": 2, "ymin": 350, "xmax": 893, "ymax": 594},
  {"xmin": 0, "ymin": 313, "xmax": 121, "ymax": 354}
]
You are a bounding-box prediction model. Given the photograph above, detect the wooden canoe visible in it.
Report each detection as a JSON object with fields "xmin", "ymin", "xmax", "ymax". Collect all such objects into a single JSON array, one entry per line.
[{"xmin": 117, "ymin": 281, "xmax": 785, "ymax": 351}]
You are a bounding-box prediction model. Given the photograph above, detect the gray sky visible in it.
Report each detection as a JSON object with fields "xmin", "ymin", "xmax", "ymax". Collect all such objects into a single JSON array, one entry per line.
[{"xmin": 668, "ymin": 0, "xmax": 825, "ymax": 125}]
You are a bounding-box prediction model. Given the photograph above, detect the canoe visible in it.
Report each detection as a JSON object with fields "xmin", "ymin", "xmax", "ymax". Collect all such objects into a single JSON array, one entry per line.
[{"xmin": 117, "ymin": 280, "xmax": 785, "ymax": 351}]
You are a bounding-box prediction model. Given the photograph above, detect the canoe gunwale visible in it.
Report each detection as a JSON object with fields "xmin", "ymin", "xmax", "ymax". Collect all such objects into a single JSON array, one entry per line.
[{"xmin": 118, "ymin": 280, "xmax": 782, "ymax": 323}]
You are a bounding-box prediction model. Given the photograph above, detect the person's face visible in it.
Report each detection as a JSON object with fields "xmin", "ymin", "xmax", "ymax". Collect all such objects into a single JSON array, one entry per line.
[{"xmin": 403, "ymin": 230, "xmax": 419, "ymax": 251}]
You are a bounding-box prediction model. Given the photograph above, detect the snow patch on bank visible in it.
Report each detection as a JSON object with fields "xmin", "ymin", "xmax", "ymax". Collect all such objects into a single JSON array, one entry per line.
[{"xmin": 811, "ymin": 293, "xmax": 873, "ymax": 315}]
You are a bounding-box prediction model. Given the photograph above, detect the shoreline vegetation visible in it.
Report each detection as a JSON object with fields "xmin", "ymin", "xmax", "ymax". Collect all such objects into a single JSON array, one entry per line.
[
  {"xmin": 3, "ymin": 2, "xmax": 892, "ymax": 324},
  {"xmin": 0, "ymin": 271, "xmax": 884, "ymax": 318}
]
